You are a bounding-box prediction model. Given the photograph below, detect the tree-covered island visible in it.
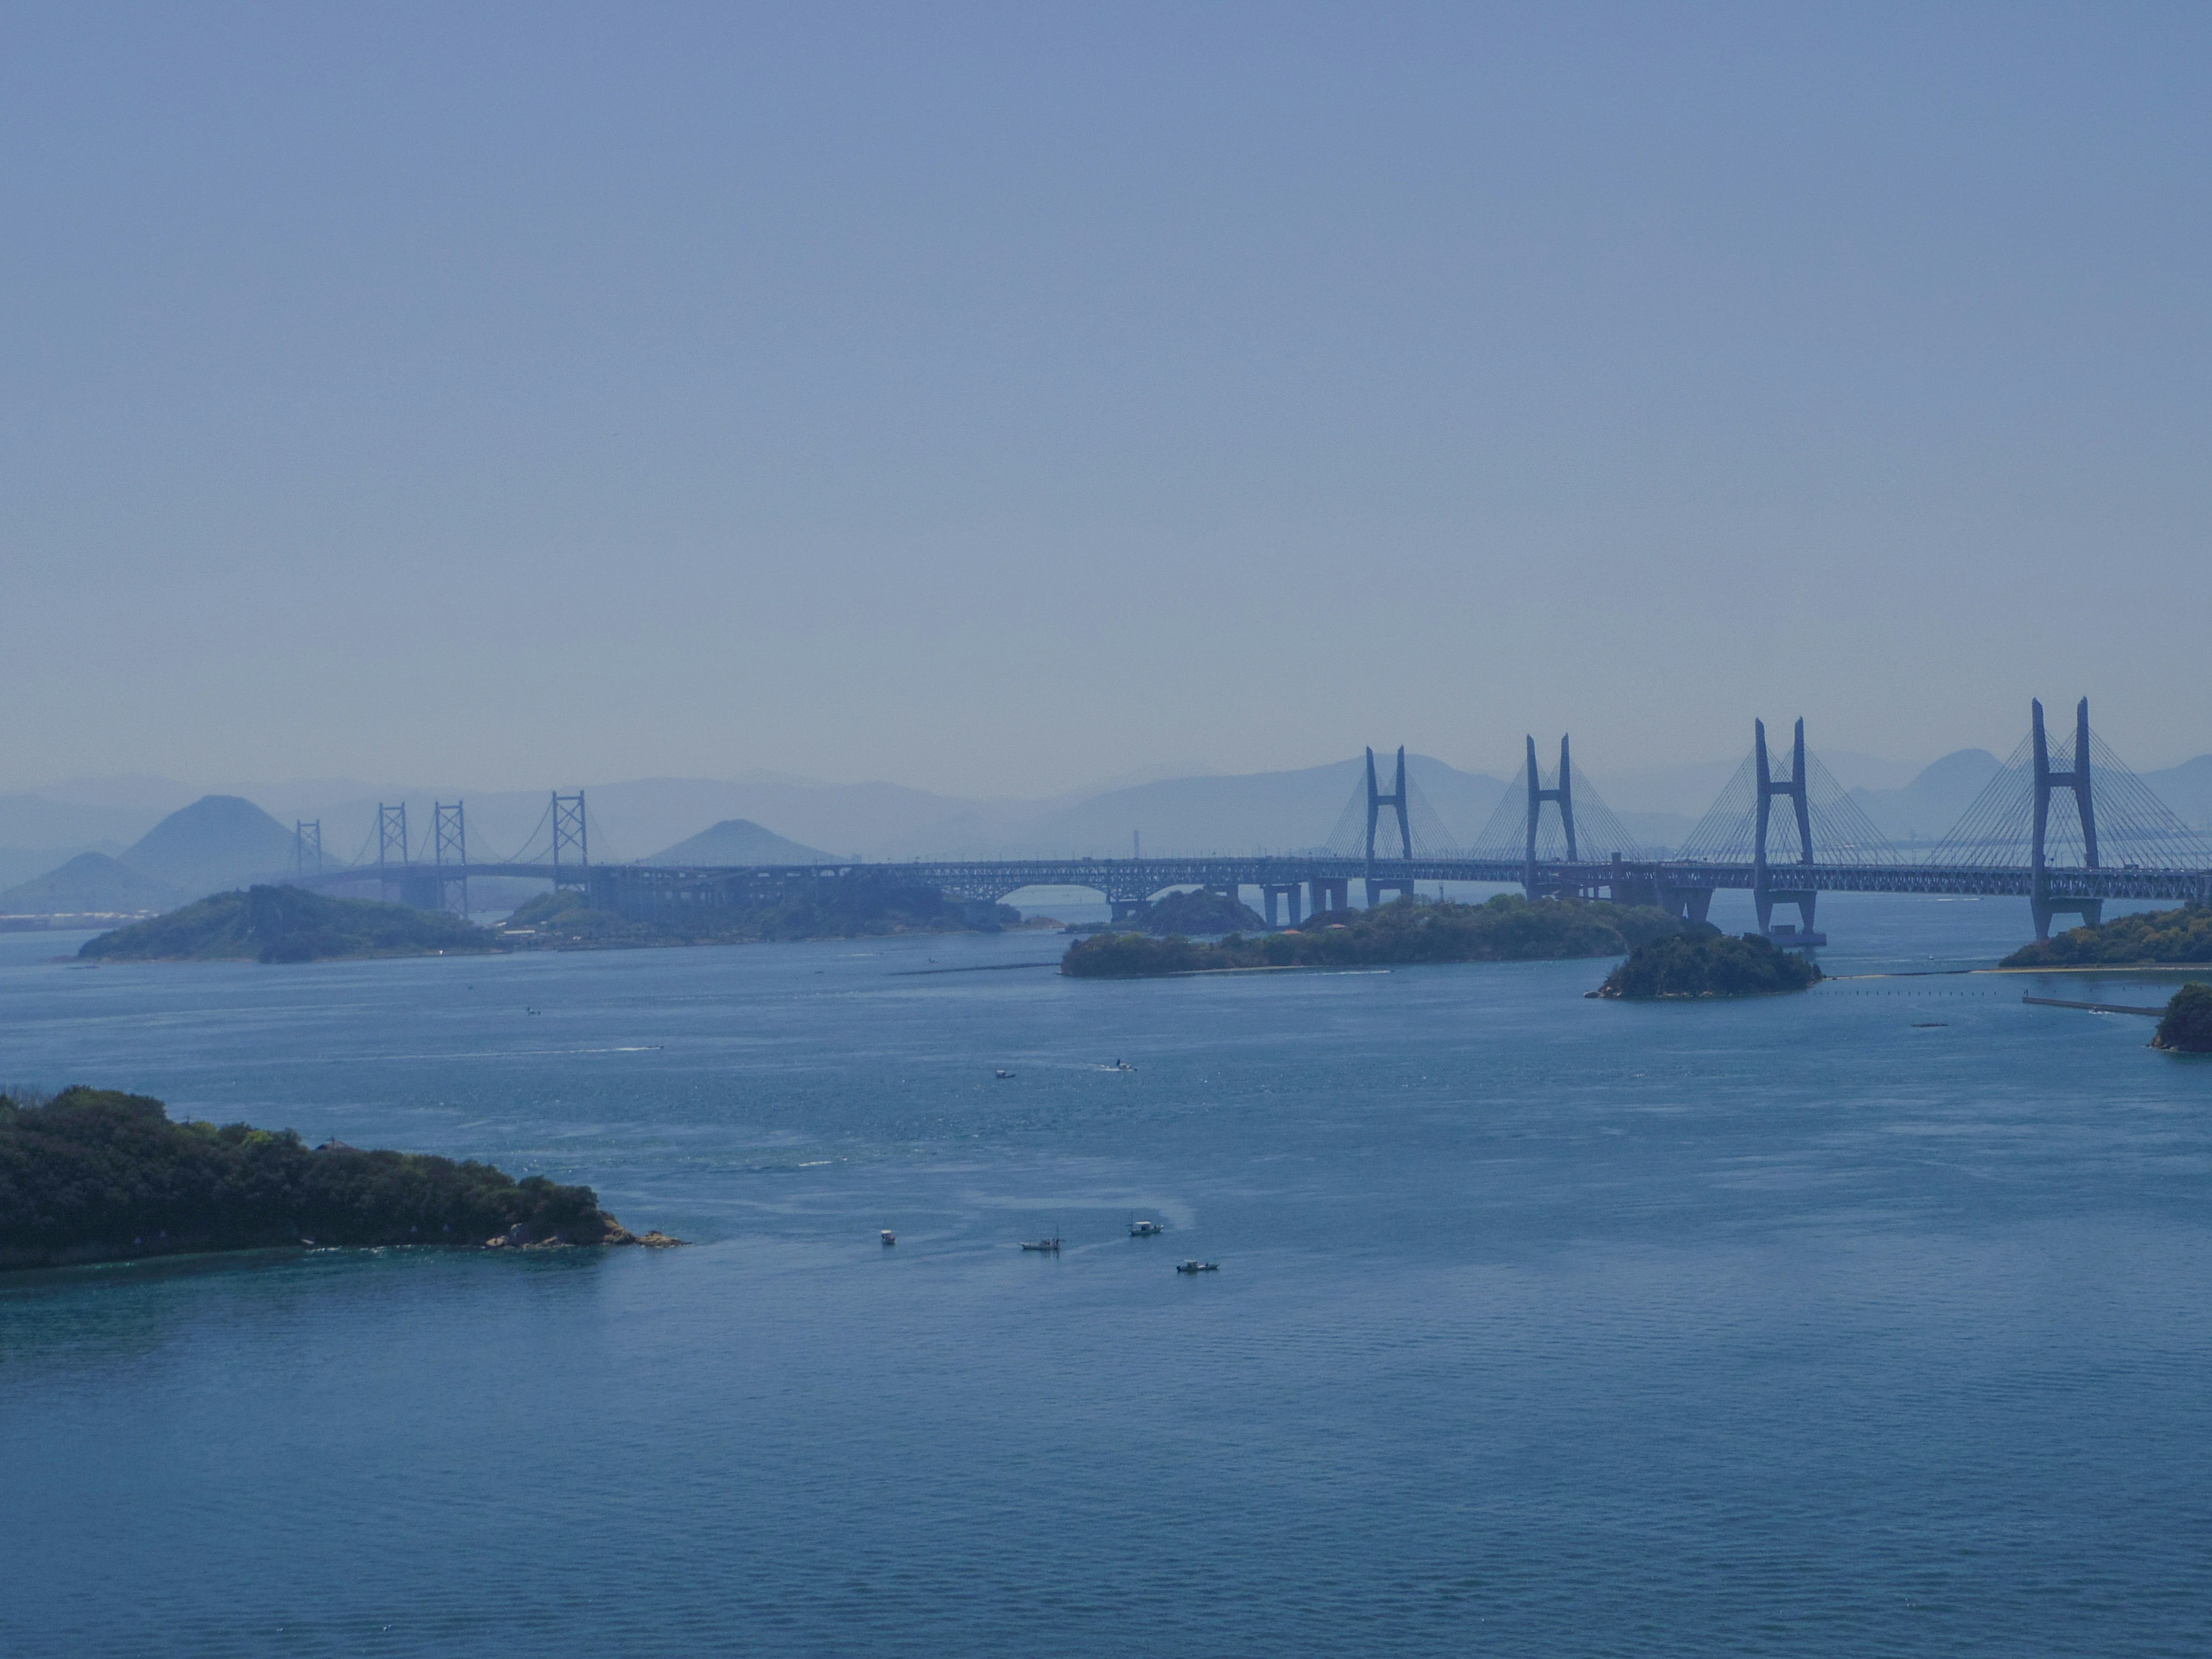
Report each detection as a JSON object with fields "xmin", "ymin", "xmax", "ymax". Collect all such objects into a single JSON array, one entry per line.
[
  {"xmin": 0, "ymin": 1088, "xmax": 679, "ymax": 1271},
  {"xmin": 78, "ymin": 878, "xmax": 1024, "ymax": 963},
  {"xmin": 1999, "ymin": 904, "xmax": 2212, "ymax": 969},
  {"xmin": 1593, "ymin": 928, "xmax": 1822, "ymax": 999},
  {"xmin": 498, "ymin": 878, "xmax": 1020, "ymax": 948},
  {"xmin": 81, "ymin": 885, "xmax": 493, "ymax": 963},
  {"xmin": 2152, "ymin": 983, "xmax": 2212, "ymax": 1054},
  {"xmin": 1060, "ymin": 893, "xmax": 1686, "ymax": 978}
]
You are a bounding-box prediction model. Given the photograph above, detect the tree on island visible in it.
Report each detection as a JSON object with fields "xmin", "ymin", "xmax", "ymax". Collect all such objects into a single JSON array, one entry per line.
[
  {"xmin": 1594, "ymin": 928, "xmax": 1821, "ymax": 999},
  {"xmin": 2153, "ymin": 983, "xmax": 2212, "ymax": 1054},
  {"xmin": 1061, "ymin": 894, "xmax": 1685, "ymax": 978},
  {"xmin": 0, "ymin": 1088, "xmax": 675, "ymax": 1270},
  {"xmin": 82, "ymin": 885, "xmax": 494, "ymax": 963},
  {"xmin": 2000, "ymin": 904, "xmax": 2212, "ymax": 968}
]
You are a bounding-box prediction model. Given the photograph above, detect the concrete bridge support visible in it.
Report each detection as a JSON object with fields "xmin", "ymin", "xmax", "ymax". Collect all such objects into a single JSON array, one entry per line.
[
  {"xmin": 2031, "ymin": 696, "xmax": 2103, "ymax": 939},
  {"xmin": 1654, "ymin": 881, "xmax": 1715, "ymax": 926},
  {"xmin": 1752, "ymin": 718, "xmax": 1821, "ymax": 942},
  {"xmin": 1262, "ymin": 883, "xmax": 1304, "ymax": 929},
  {"xmin": 1364, "ymin": 876, "xmax": 1418, "ymax": 907},
  {"xmin": 1363, "ymin": 747, "xmax": 1416, "ymax": 907},
  {"xmin": 1522, "ymin": 736, "xmax": 1577, "ymax": 899},
  {"xmin": 1309, "ymin": 878, "xmax": 1350, "ymax": 916}
]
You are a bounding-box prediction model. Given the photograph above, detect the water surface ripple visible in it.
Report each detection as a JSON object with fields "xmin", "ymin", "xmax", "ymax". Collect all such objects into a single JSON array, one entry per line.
[{"xmin": 3, "ymin": 896, "xmax": 2209, "ymax": 1656}]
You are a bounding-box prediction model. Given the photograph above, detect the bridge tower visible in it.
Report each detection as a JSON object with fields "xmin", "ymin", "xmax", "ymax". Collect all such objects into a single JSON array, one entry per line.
[
  {"xmin": 1522, "ymin": 736, "xmax": 1577, "ymax": 899},
  {"xmin": 551, "ymin": 791, "xmax": 589, "ymax": 889},
  {"xmin": 2031, "ymin": 696, "xmax": 2102, "ymax": 938},
  {"xmin": 1364, "ymin": 746, "xmax": 1416, "ymax": 907},
  {"xmin": 1752, "ymin": 718, "xmax": 1821, "ymax": 941},
  {"xmin": 293, "ymin": 820, "xmax": 321, "ymax": 878},
  {"xmin": 377, "ymin": 804, "xmax": 408, "ymax": 902},
  {"xmin": 433, "ymin": 801, "xmax": 469, "ymax": 918}
]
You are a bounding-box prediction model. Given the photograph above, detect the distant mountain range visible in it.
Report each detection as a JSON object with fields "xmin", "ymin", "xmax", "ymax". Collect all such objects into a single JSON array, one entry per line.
[
  {"xmin": 0, "ymin": 797, "xmax": 301, "ymax": 916},
  {"xmin": 8, "ymin": 745, "xmax": 2212, "ymax": 915}
]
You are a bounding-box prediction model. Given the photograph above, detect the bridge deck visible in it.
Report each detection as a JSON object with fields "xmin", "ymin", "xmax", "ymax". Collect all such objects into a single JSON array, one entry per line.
[{"xmin": 301, "ymin": 857, "xmax": 2212, "ymax": 907}]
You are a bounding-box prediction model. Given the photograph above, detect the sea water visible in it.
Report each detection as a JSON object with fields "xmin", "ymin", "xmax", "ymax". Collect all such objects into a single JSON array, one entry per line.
[{"xmin": 3, "ymin": 893, "xmax": 2210, "ymax": 1657}]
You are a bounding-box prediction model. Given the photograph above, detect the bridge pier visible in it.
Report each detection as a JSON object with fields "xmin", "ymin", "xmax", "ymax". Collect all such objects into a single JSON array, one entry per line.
[
  {"xmin": 1362, "ymin": 747, "xmax": 1416, "ymax": 910},
  {"xmin": 1752, "ymin": 718, "xmax": 1824, "ymax": 946},
  {"xmin": 2031, "ymin": 697, "xmax": 2103, "ymax": 939},
  {"xmin": 1309, "ymin": 878, "xmax": 1349, "ymax": 916},
  {"xmin": 1262, "ymin": 883, "xmax": 1303, "ymax": 929},
  {"xmin": 396, "ymin": 868, "xmax": 444, "ymax": 911},
  {"xmin": 1654, "ymin": 881, "xmax": 1714, "ymax": 926},
  {"xmin": 1109, "ymin": 898, "xmax": 1144, "ymax": 925},
  {"xmin": 1521, "ymin": 736, "xmax": 1577, "ymax": 899}
]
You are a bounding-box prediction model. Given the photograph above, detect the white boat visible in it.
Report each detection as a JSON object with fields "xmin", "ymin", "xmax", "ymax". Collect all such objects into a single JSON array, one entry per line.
[
  {"xmin": 1175, "ymin": 1259, "xmax": 1219, "ymax": 1274},
  {"xmin": 1128, "ymin": 1218, "xmax": 1165, "ymax": 1237},
  {"xmin": 1020, "ymin": 1236, "xmax": 1062, "ymax": 1252},
  {"xmin": 881, "ymin": 1230, "xmax": 896, "ymax": 1246}
]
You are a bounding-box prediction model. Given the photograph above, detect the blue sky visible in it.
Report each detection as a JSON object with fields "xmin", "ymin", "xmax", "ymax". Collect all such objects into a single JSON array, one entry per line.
[{"xmin": 4, "ymin": 3, "xmax": 2206, "ymax": 794}]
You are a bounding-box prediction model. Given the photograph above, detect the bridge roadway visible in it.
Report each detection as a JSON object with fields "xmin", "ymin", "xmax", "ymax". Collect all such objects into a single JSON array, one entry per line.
[{"xmin": 306, "ymin": 855, "xmax": 2212, "ymax": 925}]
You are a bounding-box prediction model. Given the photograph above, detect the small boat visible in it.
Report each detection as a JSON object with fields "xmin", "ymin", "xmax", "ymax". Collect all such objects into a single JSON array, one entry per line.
[
  {"xmin": 1020, "ymin": 1236, "xmax": 1062, "ymax": 1252},
  {"xmin": 995, "ymin": 1069, "xmax": 1016, "ymax": 1079},
  {"xmin": 1128, "ymin": 1218, "xmax": 1165, "ymax": 1237},
  {"xmin": 1175, "ymin": 1259, "xmax": 1219, "ymax": 1274},
  {"xmin": 881, "ymin": 1230, "xmax": 896, "ymax": 1246}
]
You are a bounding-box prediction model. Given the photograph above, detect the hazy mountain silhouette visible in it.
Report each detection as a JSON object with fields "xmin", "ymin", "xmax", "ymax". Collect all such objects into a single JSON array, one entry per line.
[
  {"xmin": 1017, "ymin": 755, "xmax": 1512, "ymax": 856},
  {"xmin": 1847, "ymin": 751, "xmax": 2005, "ymax": 844},
  {"xmin": 122, "ymin": 796, "xmax": 301, "ymax": 897},
  {"xmin": 646, "ymin": 819, "xmax": 832, "ymax": 866}
]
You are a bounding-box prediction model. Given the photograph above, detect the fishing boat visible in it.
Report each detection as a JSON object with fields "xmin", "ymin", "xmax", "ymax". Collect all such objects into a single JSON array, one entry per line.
[
  {"xmin": 1128, "ymin": 1218, "xmax": 1165, "ymax": 1237},
  {"xmin": 881, "ymin": 1230, "xmax": 896, "ymax": 1246},
  {"xmin": 995, "ymin": 1069, "xmax": 1016, "ymax": 1079},
  {"xmin": 1175, "ymin": 1259, "xmax": 1219, "ymax": 1274},
  {"xmin": 1020, "ymin": 1236, "xmax": 1062, "ymax": 1252}
]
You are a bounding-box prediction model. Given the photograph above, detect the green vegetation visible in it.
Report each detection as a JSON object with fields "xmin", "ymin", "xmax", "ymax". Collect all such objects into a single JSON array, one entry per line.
[
  {"xmin": 1060, "ymin": 894, "xmax": 1685, "ymax": 978},
  {"xmin": 2000, "ymin": 904, "xmax": 2212, "ymax": 968},
  {"xmin": 1594, "ymin": 927, "xmax": 1822, "ymax": 999},
  {"xmin": 502, "ymin": 878, "xmax": 1020, "ymax": 948},
  {"xmin": 79, "ymin": 885, "xmax": 494, "ymax": 963},
  {"xmin": 2153, "ymin": 983, "xmax": 2212, "ymax": 1054},
  {"xmin": 0, "ymin": 1088, "xmax": 669, "ymax": 1270},
  {"xmin": 1121, "ymin": 888, "xmax": 1266, "ymax": 935}
]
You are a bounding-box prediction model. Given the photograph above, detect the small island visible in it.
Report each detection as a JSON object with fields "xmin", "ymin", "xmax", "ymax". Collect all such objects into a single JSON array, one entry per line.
[
  {"xmin": 1101, "ymin": 888, "xmax": 1267, "ymax": 937},
  {"xmin": 77, "ymin": 878, "xmax": 1028, "ymax": 963},
  {"xmin": 1592, "ymin": 927, "xmax": 1821, "ymax": 999},
  {"xmin": 1060, "ymin": 894, "xmax": 1686, "ymax": 978},
  {"xmin": 1999, "ymin": 904, "xmax": 2212, "ymax": 969},
  {"xmin": 497, "ymin": 880, "xmax": 1021, "ymax": 948},
  {"xmin": 0, "ymin": 1087, "xmax": 678, "ymax": 1271},
  {"xmin": 2153, "ymin": 983, "xmax": 2212, "ymax": 1054},
  {"xmin": 81, "ymin": 885, "xmax": 494, "ymax": 963}
]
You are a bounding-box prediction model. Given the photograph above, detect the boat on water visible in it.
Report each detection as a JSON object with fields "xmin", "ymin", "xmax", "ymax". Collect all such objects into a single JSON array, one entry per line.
[
  {"xmin": 1128, "ymin": 1218, "xmax": 1165, "ymax": 1237},
  {"xmin": 1175, "ymin": 1259, "xmax": 1219, "ymax": 1274},
  {"xmin": 881, "ymin": 1230, "xmax": 896, "ymax": 1246},
  {"xmin": 995, "ymin": 1069, "xmax": 1016, "ymax": 1079},
  {"xmin": 1020, "ymin": 1236, "xmax": 1062, "ymax": 1252}
]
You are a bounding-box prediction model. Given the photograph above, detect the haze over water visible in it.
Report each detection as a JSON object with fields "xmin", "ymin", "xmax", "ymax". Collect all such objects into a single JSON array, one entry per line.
[{"xmin": 5, "ymin": 895, "xmax": 2210, "ymax": 1656}]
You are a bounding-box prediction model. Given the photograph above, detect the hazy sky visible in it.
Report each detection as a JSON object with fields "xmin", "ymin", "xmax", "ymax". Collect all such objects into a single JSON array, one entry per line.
[{"xmin": 5, "ymin": 3, "xmax": 2207, "ymax": 797}]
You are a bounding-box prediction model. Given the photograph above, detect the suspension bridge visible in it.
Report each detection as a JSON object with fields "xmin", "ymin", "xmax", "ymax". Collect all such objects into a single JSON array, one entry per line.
[{"xmin": 292, "ymin": 698, "xmax": 2212, "ymax": 944}]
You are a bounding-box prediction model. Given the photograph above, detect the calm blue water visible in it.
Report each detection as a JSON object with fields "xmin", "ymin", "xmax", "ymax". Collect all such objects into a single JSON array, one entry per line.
[{"xmin": 4, "ymin": 895, "xmax": 2210, "ymax": 1657}]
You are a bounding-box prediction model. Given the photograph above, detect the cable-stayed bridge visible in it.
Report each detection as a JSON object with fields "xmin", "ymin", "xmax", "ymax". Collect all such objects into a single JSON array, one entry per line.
[{"xmin": 296, "ymin": 699, "xmax": 2212, "ymax": 943}]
